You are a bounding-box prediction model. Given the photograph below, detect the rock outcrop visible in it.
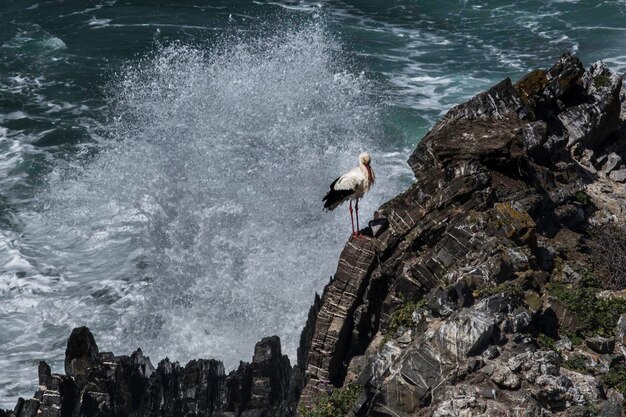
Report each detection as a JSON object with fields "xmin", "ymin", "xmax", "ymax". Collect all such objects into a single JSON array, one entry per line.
[
  {"xmin": 297, "ymin": 53, "xmax": 626, "ymax": 416},
  {"xmin": 5, "ymin": 53, "xmax": 626, "ymax": 417},
  {"xmin": 3, "ymin": 327, "xmax": 295, "ymax": 417}
]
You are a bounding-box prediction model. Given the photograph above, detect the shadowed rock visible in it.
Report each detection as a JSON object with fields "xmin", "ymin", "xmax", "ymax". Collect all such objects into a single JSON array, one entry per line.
[
  {"xmin": 6, "ymin": 329, "xmax": 295, "ymax": 417},
  {"xmin": 65, "ymin": 327, "xmax": 100, "ymax": 380}
]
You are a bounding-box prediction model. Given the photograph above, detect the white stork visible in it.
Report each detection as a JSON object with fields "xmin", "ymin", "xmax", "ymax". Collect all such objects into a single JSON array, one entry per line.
[{"xmin": 323, "ymin": 152, "xmax": 375, "ymax": 236}]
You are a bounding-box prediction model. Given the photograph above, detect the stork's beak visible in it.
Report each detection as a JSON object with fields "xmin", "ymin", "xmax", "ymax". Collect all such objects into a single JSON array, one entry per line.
[{"xmin": 365, "ymin": 164, "xmax": 373, "ymax": 182}]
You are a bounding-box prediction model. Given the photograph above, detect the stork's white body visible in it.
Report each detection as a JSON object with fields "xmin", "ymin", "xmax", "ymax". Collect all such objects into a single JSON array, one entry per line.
[{"xmin": 325, "ymin": 166, "xmax": 374, "ymax": 210}]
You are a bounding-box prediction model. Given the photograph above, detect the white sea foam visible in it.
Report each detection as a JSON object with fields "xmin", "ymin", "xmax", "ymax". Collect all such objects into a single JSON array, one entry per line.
[
  {"xmin": 87, "ymin": 17, "xmax": 112, "ymax": 28},
  {"xmin": 41, "ymin": 36, "xmax": 66, "ymax": 50},
  {"xmin": 255, "ymin": 1, "xmax": 322, "ymax": 12},
  {"xmin": 3, "ymin": 25, "xmax": 67, "ymax": 53},
  {"xmin": 5, "ymin": 24, "xmax": 410, "ymax": 387},
  {"xmin": 604, "ymin": 55, "xmax": 626, "ymax": 73}
]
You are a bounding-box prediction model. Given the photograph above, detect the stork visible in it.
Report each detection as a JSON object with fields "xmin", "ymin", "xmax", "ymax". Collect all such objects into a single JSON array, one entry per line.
[{"xmin": 323, "ymin": 152, "xmax": 375, "ymax": 236}]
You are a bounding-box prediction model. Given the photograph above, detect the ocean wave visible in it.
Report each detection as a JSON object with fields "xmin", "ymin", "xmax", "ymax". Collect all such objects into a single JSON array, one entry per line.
[
  {"xmin": 6, "ymin": 23, "xmax": 410, "ymax": 386},
  {"xmin": 3, "ymin": 25, "xmax": 67, "ymax": 52}
]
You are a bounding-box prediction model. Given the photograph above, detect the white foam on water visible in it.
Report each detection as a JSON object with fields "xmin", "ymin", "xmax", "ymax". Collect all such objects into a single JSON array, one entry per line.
[
  {"xmin": 2, "ymin": 24, "xmax": 68, "ymax": 56},
  {"xmin": 87, "ymin": 17, "xmax": 113, "ymax": 28},
  {"xmin": 260, "ymin": 1, "xmax": 322, "ymax": 12},
  {"xmin": 604, "ymin": 55, "xmax": 626, "ymax": 73},
  {"xmin": 2, "ymin": 24, "xmax": 410, "ymax": 406},
  {"xmin": 41, "ymin": 37, "xmax": 66, "ymax": 50}
]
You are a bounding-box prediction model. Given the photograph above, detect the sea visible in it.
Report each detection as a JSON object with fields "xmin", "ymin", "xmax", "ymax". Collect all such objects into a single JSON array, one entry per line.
[{"xmin": 1, "ymin": 0, "xmax": 625, "ymax": 407}]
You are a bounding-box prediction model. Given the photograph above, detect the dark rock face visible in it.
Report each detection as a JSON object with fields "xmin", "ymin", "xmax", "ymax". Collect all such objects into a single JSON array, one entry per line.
[
  {"xmin": 65, "ymin": 327, "xmax": 101, "ymax": 380},
  {"xmin": 6, "ymin": 53, "xmax": 626, "ymax": 417},
  {"xmin": 296, "ymin": 53, "xmax": 626, "ymax": 416}
]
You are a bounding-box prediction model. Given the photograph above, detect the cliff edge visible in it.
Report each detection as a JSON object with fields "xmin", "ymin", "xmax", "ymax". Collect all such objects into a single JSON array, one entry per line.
[{"xmin": 298, "ymin": 53, "xmax": 626, "ymax": 417}]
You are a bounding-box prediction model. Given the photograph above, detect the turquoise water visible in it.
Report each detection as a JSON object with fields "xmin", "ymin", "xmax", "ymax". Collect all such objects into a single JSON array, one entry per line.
[{"xmin": 1, "ymin": 0, "xmax": 625, "ymax": 407}]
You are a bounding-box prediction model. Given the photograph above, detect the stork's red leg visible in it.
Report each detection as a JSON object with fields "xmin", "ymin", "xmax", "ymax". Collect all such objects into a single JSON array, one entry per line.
[
  {"xmin": 355, "ymin": 198, "xmax": 360, "ymax": 235},
  {"xmin": 349, "ymin": 200, "xmax": 355, "ymax": 235}
]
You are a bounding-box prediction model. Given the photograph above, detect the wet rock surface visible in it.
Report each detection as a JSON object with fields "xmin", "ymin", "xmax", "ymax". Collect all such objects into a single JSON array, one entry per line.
[{"xmin": 6, "ymin": 53, "xmax": 626, "ymax": 417}]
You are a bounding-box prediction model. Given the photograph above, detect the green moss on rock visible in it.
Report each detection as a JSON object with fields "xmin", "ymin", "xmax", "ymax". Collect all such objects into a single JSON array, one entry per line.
[
  {"xmin": 562, "ymin": 354, "xmax": 591, "ymax": 374},
  {"xmin": 514, "ymin": 69, "xmax": 548, "ymax": 106},
  {"xmin": 387, "ymin": 299, "xmax": 428, "ymax": 336},
  {"xmin": 603, "ymin": 364, "xmax": 626, "ymax": 400},
  {"xmin": 538, "ymin": 333, "xmax": 560, "ymax": 355},
  {"xmin": 299, "ymin": 383, "xmax": 361, "ymax": 417},
  {"xmin": 574, "ymin": 191, "xmax": 590, "ymax": 205},
  {"xmin": 476, "ymin": 280, "xmax": 523, "ymax": 301},
  {"xmin": 490, "ymin": 202, "xmax": 536, "ymax": 245},
  {"xmin": 593, "ymin": 75, "xmax": 611, "ymax": 88},
  {"xmin": 548, "ymin": 279, "xmax": 626, "ymax": 338}
]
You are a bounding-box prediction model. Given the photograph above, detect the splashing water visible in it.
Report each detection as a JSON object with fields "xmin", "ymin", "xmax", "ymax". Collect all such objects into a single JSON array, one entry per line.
[{"xmin": 9, "ymin": 24, "xmax": 408, "ymax": 377}]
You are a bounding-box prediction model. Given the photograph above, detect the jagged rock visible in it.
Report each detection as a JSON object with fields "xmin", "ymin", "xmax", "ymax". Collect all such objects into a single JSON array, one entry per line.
[
  {"xmin": 18, "ymin": 400, "xmax": 39, "ymax": 417},
  {"xmin": 434, "ymin": 308, "xmax": 496, "ymax": 358},
  {"xmin": 425, "ymin": 287, "xmax": 456, "ymax": 317},
  {"xmin": 478, "ymin": 385, "xmax": 497, "ymax": 400},
  {"xmin": 299, "ymin": 238, "xmax": 378, "ymax": 405},
  {"xmin": 507, "ymin": 350, "xmax": 560, "ymax": 383},
  {"xmin": 561, "ymin": 369, "xmax": 602, "ymax": 403},
  {"xmin": 531, "ymin": 374, "xmax": 575, "ymax": 410},
  {"xmin": 519, "ymin": 121, "xmax": 548, "ymax": 158},
  {"xmin": 297, "ymin": 53, "xmax": 626, "ymax": 417},
  {"xmin": 491, "ymin": 366, "xmax": 521, "ymax": 389},
  {"xmin": 483, "ymin": 346, "xmax": 500, "ymax": 360},
  {"xmin": 545, "ymin": 53, "xmax": 585, "ymax": 99},
  {"xmin": 610, "ymin": 168, "xmax": 626, "ymax": 182},
  {"xmin": 616, "ymin": 314, "xmax": 626, "ymax": 347},
  {"xmin": 602, "ymin": 152, "xmax": 622, "ymax": 173},
  {"xmin": 467, "ymin": 358, "xmax": 485, "ymax": 373},
  {"xmin": 345, "ymin": 355, "xmax": 368, "ymax": 383},
  {"xmin": 601, "ymin": 391, "xmax": 625, "ymax": 417},
  {"xmin": 563, "ymin": 406, "xmax": 593, "ymax": 417},
  {"xmin": 556, "ymin": 336, "xmax": 573, "ymax": 352},
  {"xmin": 503, "ymin": 310, "xmax": 532, "ymax": 334},
  {"xmin": 542, "ymin": 296, "xmax": 580, "ymax": 335},
  {"xmin": 586, "ymin": 336, "xmax": 615, "ymax": 354},
  {"xmin": 65, "ymin": 327, "xmax": 100, "ymax": 380},
  {"xmin": 10, "ymin": 327, "xmax": 295, "ymax": 417},
  {"xmin": 515, "ymin": 69, "xmax": 548, "ymax": 108}
]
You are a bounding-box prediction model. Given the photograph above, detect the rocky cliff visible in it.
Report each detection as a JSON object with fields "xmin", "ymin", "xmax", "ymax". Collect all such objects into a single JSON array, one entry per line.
[{"xmin": 5, "ymin": 53, "xmax": 626, "ymax": 417}]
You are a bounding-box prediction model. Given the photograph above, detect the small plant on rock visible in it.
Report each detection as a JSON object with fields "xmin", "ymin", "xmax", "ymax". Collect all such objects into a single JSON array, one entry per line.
[
  {"xmin": 548, "ymin": 278, "xmax": 626, "ymax": 338},
  {"xmin": 299, "ymin": 383, "xmax": 362, "ymax": 417},
  {"xmin": 562, "ymin": 354, "xmax": 591, "ymax": 374},
  {"xmin": 538, "ymin": 333, "xmax": 560, "ymax": 356},
  {"xmin": 574, "ymin": 191, "xmax": 590, "ymax": 205},
  {"xmin": 588, "ymin": 223, "xmax": 626, "ymax": 291},
  {"xmin": 475, "ymin": 280, "xmax": 523, "ymax": 301},
  {"xmin": 603, "ymin": 364, "xmax": 626, "ymax": 401},
  {"xmin": 593, "ymin": 74, "xmax": 611, "ymax": 88},
  {"xmin": 387, "ymin": 299, "xmax": 428, "ymax": 336}
]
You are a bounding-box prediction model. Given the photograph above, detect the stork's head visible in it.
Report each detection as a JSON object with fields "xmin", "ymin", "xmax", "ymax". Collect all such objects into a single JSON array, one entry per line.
[{"xmin": 359, "ymin": 152, "xmax": 374, "ymax": 185}]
